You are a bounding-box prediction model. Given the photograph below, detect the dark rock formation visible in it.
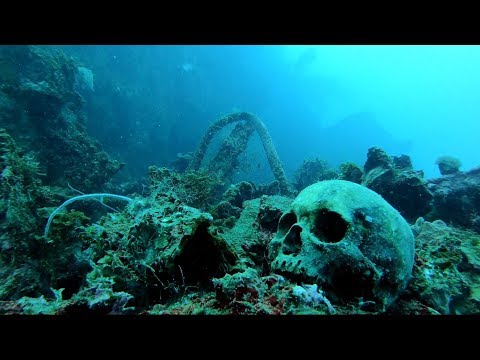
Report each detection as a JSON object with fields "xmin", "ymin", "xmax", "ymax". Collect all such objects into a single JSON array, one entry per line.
[
  {"xmin": 212, "ymin": 180, "xmax": 289, "ymax": 221},
  {"xmin": 338, "ymin": 162, "xmax": 363, "ymax": 184},
  {"xmin": 361, "ymin": 147, "xmax": 433, "ymax": 222},
  {"xmin": 427, "ymin": 167, "xmax": 480, "ymax": 232},
  {"xmin": 435, "ymin": 155, "xmax": 462, "ymax": 175},
  {"xmin": 293, "ymin": 158, "xmax": 338, "ymax": 192}
]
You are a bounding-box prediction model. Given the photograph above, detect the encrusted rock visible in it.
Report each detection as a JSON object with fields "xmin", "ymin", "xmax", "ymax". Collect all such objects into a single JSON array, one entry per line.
[
  {"xmin": 405, "ymin": 218, "xmax": 480, "ymax": 314},
  {"xmin": 427, "ymin": 167, "xmax": 480, "ymax": 233},
  {"xmin": 361, "ymin": 147, "xmax": 433, "ymax": 221}
]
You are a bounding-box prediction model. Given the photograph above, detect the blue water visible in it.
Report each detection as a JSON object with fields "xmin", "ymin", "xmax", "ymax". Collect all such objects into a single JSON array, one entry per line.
[{"xmin": 62, "ymin": 45, "xmax": 480, "ymax": 181}]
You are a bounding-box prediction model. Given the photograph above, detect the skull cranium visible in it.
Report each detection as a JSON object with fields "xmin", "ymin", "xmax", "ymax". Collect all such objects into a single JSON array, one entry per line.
[{"xmin": 268, "ymin": 180, "xmax": 414, "ymax": 311}]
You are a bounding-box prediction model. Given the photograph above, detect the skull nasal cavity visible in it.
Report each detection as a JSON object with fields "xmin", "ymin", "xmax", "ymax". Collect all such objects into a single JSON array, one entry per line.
[
  {"xmin": 313, "ymin": 209, "xmax": 348, "ymax": 243},
  {"xmin": 283, "ymin": 224, "xmax": 303, "ymax": 255},
  {"xmin": 278, "ymin": 212, "xmax": 297, "ymax": 236}
]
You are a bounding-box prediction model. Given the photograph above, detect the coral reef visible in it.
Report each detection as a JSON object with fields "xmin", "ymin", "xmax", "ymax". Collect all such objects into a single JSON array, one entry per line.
[
  {"xmin": 1, "ymin": 144, "xmax": 479, "ymax": 314},
  {"xmin": 0, "ymin": 45, "xmax": 122, "ymax": 192},
  {"xmin": 148, "ymin": 166, "xmax": 223, "ymax": 212},
  {"xmin": 391, "ymin": 218, "xmax": 480, "ymax": 314},
  {"xmin": 2, "ymin": 45, "xmax": 480, "ymax": 315},
  {"xmin": 293, "ymin": 158, "xmax": 338, "ymax": 192},
  {"xmin": 222, "ymin": 195, "xmax": 293, "ymax": 274},
  {"xmin": 0, "ymin": 128, "xmax": 91, "ymax": 301},
  {"xmin": 76, "ymin": 192, "xmax": 237, "ymax": 310},
  {"xmin": 6, "ymin": 168, "xmax": 237, "ymax": 313},
  {"xmin": 211, "ymin": 180, "xmax": 286, "ymax": 223},
  {"xmin": 0, "ymin": 129, "xmax": 43, "ymax": 299},
  {"xmin": 212, "ymin": 269, "xmax": 287, "ymax": 315},
  {"xmin": 0, "ymin": 129, "xmax": 41, "ymax": 236},
  {"xmin": 44, "ymin": 193, "xmax": 133, "ymax": 238},
  {"xmin": 338, "ymin": 161, "xmax": 363, "ymax": 184}
]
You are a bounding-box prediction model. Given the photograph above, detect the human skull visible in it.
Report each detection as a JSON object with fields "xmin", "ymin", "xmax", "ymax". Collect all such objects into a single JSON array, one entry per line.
[{"xmin": 268, "ymin": 180, "xmax": 414, "ymax": 310}]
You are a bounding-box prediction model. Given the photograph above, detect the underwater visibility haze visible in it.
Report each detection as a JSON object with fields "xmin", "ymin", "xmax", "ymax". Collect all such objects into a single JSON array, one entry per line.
[{"xmin": 0, "ymin": 44, "xmax": 479, "ymax": 315}]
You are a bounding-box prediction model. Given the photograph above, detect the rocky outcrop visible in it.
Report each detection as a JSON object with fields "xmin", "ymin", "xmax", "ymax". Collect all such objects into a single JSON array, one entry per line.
[
  {"xmin": 361, "ymin": 147, "xmax": 433, "ymax": 222},
  {"xmin": 0, "ymin": 45, "xmax": 122, "ymax": 192},
  {"xmin": 427, "ymin": 167, "xmax": 480, "ymax": 232}
]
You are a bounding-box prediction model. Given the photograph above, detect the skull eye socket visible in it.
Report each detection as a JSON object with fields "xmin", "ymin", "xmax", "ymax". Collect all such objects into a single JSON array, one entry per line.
[
  {"xmin": 312, "ymin": 209, "xmax": 348, "ymax": 243},
  {"xmin": 277, "ymin": 212, "xmax": 297, "ymax": 236}
]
